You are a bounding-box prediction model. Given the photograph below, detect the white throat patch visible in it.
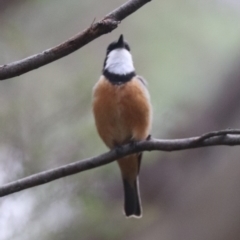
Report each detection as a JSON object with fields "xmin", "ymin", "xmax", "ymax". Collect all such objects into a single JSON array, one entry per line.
[{"xmin": 105, "ymin": 49, "xmax": 135, "ymax": 75}]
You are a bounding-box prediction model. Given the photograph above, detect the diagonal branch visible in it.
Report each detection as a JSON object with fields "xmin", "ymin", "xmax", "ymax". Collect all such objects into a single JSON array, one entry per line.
[
  {"xmin": 1, "ymin": 129, "xmax": 240, "ymax": 198},
  {"xmin": 0, "ymin": 0, "xmax": 152, "ymax": 80}
]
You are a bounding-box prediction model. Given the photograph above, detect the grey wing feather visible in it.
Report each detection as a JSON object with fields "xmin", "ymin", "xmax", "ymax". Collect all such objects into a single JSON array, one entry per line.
[{"xmin": 136, "ymin": 75, "xmax": 148, "ymax": 87}]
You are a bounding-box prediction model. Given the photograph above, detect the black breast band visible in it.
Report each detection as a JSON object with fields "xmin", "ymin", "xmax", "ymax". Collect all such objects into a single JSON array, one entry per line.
[{"xmin": 103, "ymin": 70, "xmax": 136, "ymax": 85}]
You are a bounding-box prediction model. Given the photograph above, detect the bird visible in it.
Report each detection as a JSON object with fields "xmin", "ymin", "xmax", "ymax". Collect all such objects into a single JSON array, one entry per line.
[{"xmin": 92, "ymin": 34, "xmax": 152, "ymax": 218}]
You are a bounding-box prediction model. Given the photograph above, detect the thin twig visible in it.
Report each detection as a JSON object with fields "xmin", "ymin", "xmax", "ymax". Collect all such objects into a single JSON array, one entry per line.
[
  {"xmin": 0, "ymin": 129, "xmax": 240, "ymax": 198},
  {"xmin": 195, "ymin": 129, "xmax": 240, "ymax": 142},
  {"xmin": 0, "ymin": 0, "xmax": 152, "ymax": 80}
]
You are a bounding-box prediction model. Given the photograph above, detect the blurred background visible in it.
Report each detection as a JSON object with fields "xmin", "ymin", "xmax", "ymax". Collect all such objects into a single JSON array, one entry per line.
[{"xmin": 1, "ymin": 0, "xmax": 240, "ymax": 239}]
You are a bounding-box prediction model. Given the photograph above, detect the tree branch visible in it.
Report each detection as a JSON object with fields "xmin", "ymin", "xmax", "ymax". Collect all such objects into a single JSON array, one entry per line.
[
  {"xmin": 1, "ymin": 129, "xmax": 240, "ymax": 198},
  {"xmin": 0, "ymin": 0, "xmax": 152, "ymax": 80}
]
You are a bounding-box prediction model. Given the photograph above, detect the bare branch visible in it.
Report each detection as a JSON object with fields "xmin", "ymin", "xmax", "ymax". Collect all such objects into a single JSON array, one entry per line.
[
  {"xmin": 0, "ymin": 0, "xmax": 152, "ymax": 80},
  {"xmin": 195, "ymin": 129, "xmax": 240, "ymax": 142},
  {"xmin": 106, "ymin": 0, "xmax": 151, "ymax": 21},
  {"xmin": 1, "ymin": 129, "xmax": 240, "ymax": 198}
]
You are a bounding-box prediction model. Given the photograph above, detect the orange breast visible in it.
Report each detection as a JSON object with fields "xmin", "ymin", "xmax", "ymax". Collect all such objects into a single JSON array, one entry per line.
[{"xmin": 92, "ymin": 76, "xmax": 152, "ymax": 149}]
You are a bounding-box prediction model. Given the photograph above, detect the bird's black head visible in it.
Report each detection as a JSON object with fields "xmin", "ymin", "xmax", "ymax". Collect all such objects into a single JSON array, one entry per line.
[
  {"xmin": 106, "ymin": 34, "xmax": 130, "ymax": 55},
  {"xmin": 102, "ymin": 34, "xmax": 135, "ymax": 84}
]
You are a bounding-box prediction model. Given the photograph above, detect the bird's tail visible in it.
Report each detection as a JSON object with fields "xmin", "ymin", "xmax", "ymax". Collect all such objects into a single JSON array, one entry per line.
[{"xmin": 122, "ymin": 177, "xmax": 142, "ymax": 218}]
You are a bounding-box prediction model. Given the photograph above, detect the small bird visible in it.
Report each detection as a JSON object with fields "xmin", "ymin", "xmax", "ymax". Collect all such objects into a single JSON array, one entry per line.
[{"xmin": 92, "ymin": 34, "xmax": 152, "ymax": 218}]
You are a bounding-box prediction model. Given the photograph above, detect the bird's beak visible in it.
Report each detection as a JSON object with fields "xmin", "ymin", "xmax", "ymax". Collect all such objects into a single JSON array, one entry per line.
[{"xmin": 117, "ymin": 34, "xmax": 124, "ymax": 47}]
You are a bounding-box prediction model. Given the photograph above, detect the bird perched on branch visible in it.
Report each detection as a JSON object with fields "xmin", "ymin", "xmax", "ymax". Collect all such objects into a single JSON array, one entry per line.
[{"xmin": 92, "ymin": 34, "xmax": 152, "ymax": 218}]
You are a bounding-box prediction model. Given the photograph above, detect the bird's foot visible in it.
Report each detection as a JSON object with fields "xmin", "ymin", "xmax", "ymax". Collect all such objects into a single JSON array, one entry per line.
[
  {"xmin": 129, "ymin": 139, "xmax": 137, "ymax": 148},
  {"xmin": 146, "ymin": 134, "xmax": 152, "ymax": 140},
  {"xmin": 115, "ymin": 145, "xmax": 124, "ymax": 155}
]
